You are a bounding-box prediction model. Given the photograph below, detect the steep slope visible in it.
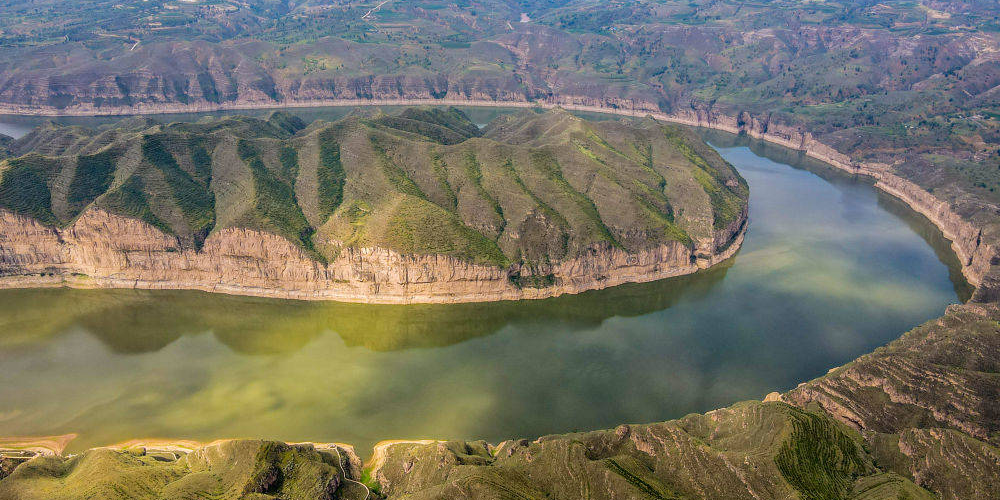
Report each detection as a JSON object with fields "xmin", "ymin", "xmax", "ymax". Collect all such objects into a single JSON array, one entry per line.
[
  {"xmin": 361, "ymin": 303, "xmax": 1000, "ymax": 500},
  {"xmin": 783, "ymin": 303, "xmax": 1000, "ymax": 500},
  {"xmin": 0, "ymin": 107, "xmax": 747, "ymax": 303},
  {"xmin": 0, "ymin": 134, "xmax": 11, "ymax": 159}
]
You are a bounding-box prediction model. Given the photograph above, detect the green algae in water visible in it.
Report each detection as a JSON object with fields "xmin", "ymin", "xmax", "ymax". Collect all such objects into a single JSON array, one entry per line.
[{"xmin": 0, "ymin": 139, "xmax": 965, "ymax": 456}]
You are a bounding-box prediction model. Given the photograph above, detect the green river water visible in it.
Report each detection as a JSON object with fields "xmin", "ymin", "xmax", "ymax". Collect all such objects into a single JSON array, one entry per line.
[{"xmin": 0, "ymin": 109, "xmax": 969, "ymax": 455}]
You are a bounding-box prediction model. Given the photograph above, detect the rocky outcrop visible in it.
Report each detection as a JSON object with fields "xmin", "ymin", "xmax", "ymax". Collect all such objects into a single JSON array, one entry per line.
[
  {"xmin": 356, "ymin": 303, "xmax": 999, "ymax": 500},
  {"xmin": 347, "ymin": 402, "xmax": 934, "ymax": 500},
  {"xmin": 0, "ymin": 207, "xmax": 745, "ymax": 303},
  {"xmin": 0, "ymin": 405, "xmax": 932, "ymax": 500}
]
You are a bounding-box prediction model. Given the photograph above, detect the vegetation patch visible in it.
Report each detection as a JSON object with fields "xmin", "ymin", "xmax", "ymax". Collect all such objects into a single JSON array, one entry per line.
[
  {"xmin": 375, "ymin": 116, "xmax": 469, "ymax": 145},
  {"xmin": 371, "ymin": 135, "xmax": 426, "ymax": 198},
  {"xmin": 775, "ymin": 410, "xmax": 869, "ymax": 500},
  {"xmin": 0, "ymin": 159, "xmax": 57, "ymax": 225},
  {"xmin": 603, "ymin": 457, "xmax": 681, "ymax": 500},
  {"xmin": 383, "ymin": 196, "xmax": 508, "ymax": 267},
  {"xmin": 99, "ymin": 176, "xmax": 172, "ymax": 235},
  {"xmin": 502, "ymin": 157, "xmax": 572, "ymax": 255},
  {"xmin": 509, "ymin": 272, "xmax": 556, "ymax": 289},
  {"xmin": 664, "ymin": 129, "xmax": 746, "ymax": 229},
  {"xmin": 633, "ymin": 192, "xmax": 692, "ymax": 246},
  {"xmin": 359, "ymin": 468, "xmax": 382, "ymax": 495},
  {"xmin": 189, "ymin": 139, "xmax": 213, "ymax": 182},
  {"xmin": 429, "ymin": 149, "xmax": 458, "ymax": 210},
  {"xmin": 463, "ymin": 150, "xmax": 503, "ymax": 224},
  {"xmin": 142, "ymin": 134, "xmax": 215, "ymax": 243},
  {"xmin": 237, "ymin": 139, "xmax": 318, "ymax": 256},
  {"xmin": 530, "ymin": 149, "xmax": 620, "ymax": 248},
  {"xmin": 67, "ymin": 148, "xmax": 117, "ymax": 218},
  {"xmin": 317, "ymin": 129, "xmax": 346, "ymax": 218},
  {"xmin": 279, "ymin": 145, "xmax": 299, "ymax": 186}
]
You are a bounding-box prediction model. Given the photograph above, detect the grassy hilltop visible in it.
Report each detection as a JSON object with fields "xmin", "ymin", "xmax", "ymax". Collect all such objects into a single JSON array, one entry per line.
[{"xmin": 0, "ymin": 107, "xmax": 746, "ymax": 268}]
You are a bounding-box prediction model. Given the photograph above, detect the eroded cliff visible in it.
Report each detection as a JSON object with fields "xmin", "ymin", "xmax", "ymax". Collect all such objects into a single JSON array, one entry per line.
[{"xmin": 0, "ymin": 207, "xmax": 744, "ymax": 303}]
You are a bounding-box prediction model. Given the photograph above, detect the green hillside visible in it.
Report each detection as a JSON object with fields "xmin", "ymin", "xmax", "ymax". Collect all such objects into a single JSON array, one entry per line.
[{"xmin": 0, "ymin": 107, "xmax": 746, "ymax": 267}]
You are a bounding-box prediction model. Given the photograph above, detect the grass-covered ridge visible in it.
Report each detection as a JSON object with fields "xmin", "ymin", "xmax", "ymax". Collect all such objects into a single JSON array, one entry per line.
[
  {"xmin": 235, "ymin": 139, "xmax": 317, "ymax": 254},
  {"xmin": 98, "ymin": 176, "xmax": 172, "ymax": 235},
  {"xmin": 141, "ymin": 134, "xmax": 215, "ymax": 245},
  {"xmin": 67, "ymin": 148, "xmax": 116, "ymax": 219},
  {"xmin": 0, "ymin": 156, "xmax": 58, "ymax": 225},
  {"xmin": 0, "ymin": 440, "xmax": 346, "ymax": 500},
  {"xmin": 0, "ymin": 108, "xmax": 747, "ymax": 271},
  {"xmin": 316, "ymin": 129, "xmax": 344, "ymax": 218}
]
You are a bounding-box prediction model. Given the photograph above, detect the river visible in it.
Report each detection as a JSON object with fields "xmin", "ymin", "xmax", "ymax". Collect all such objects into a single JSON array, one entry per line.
[{"xmin": 0, "ymin": 108, "xmax": 968, "ymax": 455}]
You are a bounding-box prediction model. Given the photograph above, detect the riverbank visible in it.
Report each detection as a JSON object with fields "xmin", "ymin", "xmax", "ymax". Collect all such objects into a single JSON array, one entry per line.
[
  {"xmin": 7, "ymin": 294, "xmax": 997, "ymax": 500},
  {"xmin": 0, "ymin": 209, "xmax": 746, "ymax": 305},
  {"xmin": 2, "ymin": 96, "xmax": 988, "ymax": 292},
  {"xmin": 1, "ymin": 133, "xmax": 990, "ymax": 499}
]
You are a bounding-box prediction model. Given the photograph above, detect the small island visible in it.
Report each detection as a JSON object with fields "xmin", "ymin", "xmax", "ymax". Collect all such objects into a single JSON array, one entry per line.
[{"xmin": 0, "ymin": 107, "xmax": 747, "ymax": 303}]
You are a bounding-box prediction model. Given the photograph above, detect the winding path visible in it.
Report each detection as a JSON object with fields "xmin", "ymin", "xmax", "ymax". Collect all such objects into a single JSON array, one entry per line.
[{"xmin": 332, "ymin": 445, "xmax": 370, "ymax": 500}]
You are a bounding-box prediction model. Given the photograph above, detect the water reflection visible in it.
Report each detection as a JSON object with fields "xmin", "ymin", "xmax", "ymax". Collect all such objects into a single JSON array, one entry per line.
[
  {"xmin": 699, "ymin": 128, "xmax": 973, "ymax": 302},
  {"xmin": 0, "ymin": 259, "xmax": 733, "ymax": 355},
  {"xmin": 0, "ymin": 127, "xmax": 966, "ymax": 455}
]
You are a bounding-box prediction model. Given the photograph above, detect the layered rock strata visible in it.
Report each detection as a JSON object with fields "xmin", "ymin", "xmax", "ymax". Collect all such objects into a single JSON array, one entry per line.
[
  {"xmin": 782, "ymin": 302, "xmax": 1000, "ymax": 500},
  {"xmin": 0, "ymin": 207, "xmax": 745, "ymax": 303}
]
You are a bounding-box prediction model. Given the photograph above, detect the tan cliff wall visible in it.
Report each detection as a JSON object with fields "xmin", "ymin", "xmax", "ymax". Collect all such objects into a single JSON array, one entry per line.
[
  {"xmin": 0, "ymin": 208, "xmax": 745, "ymax": 304},
  {"xmin": 567, "ymin": 99, "xmax": 993, "ymax": 291}
]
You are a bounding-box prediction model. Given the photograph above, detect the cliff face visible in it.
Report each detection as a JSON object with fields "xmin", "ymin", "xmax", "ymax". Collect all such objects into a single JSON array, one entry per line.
[
  {"xmin": 8, "ymin": 95, "xmax": 989, "ymax": 294},
  {"xmin": 0, "ymin": 207, "xmax": 744, "ymax": 303},
  {"xmin": 502, "ymin": 100, "xmax": 997, "ymax": 292}
]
